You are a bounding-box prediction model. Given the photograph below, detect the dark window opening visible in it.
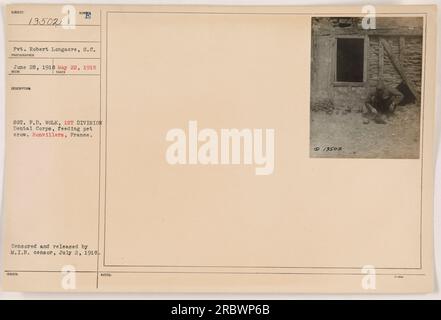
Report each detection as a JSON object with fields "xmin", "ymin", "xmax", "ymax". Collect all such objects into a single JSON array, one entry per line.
[{"xmin": 336, "ymin": 38, "xmax": 364, "ymax": 82}]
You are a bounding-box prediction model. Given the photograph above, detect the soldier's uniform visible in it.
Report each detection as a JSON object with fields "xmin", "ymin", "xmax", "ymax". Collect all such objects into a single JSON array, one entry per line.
[{"xmin": 364, "ymin": 82, "xmax": 404, "ymax": 123}]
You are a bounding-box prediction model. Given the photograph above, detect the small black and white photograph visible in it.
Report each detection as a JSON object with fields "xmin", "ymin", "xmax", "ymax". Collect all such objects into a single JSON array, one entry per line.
[{"xmin": 310, "ymin": 17, "xmax": 423, "ymax": 158}]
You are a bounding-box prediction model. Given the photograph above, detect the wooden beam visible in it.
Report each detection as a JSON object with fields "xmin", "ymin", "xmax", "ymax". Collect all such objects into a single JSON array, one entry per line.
[
  {"xmin": 364, "ymin": 35, "xmax": 370, "ymax": 90},
  {"xmin": 329, "ymin": 37, "xmax": 336, "ymax": 100},
  {"xmin": 399, "ymin": 36, "xmax": 406, "ymax": 62},
  {"xmin": 314, "ymin": 29, "xmax": 423, "ymax": 37},
  {"xmin": 379, "ymin": 42, "xmax": 384, "ymax": 80},
  {"xmin": 329, "ymin": 28, "xmax": 423, "ymax": 37},
  {"xmin": 380, "ymin": 38, "xmax": 419, "ymax": 101}
]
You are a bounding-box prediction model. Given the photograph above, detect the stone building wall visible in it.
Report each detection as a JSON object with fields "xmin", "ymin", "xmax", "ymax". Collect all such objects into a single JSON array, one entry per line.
[{"xmin": 368, "ymin": 35, "xmax": 423, "ymax": 94}]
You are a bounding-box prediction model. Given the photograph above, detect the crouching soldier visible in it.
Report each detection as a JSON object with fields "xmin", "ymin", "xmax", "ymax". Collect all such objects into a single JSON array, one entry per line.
[{"xmin": 364, "ymin": 80, "xmax": 404, "ymax": 124}]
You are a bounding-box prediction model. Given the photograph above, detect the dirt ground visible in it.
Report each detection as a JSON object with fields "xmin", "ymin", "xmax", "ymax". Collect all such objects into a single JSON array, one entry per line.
[{"xmin": 310, "ymin": 103, "xmax": 421, "ymax": 158}]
